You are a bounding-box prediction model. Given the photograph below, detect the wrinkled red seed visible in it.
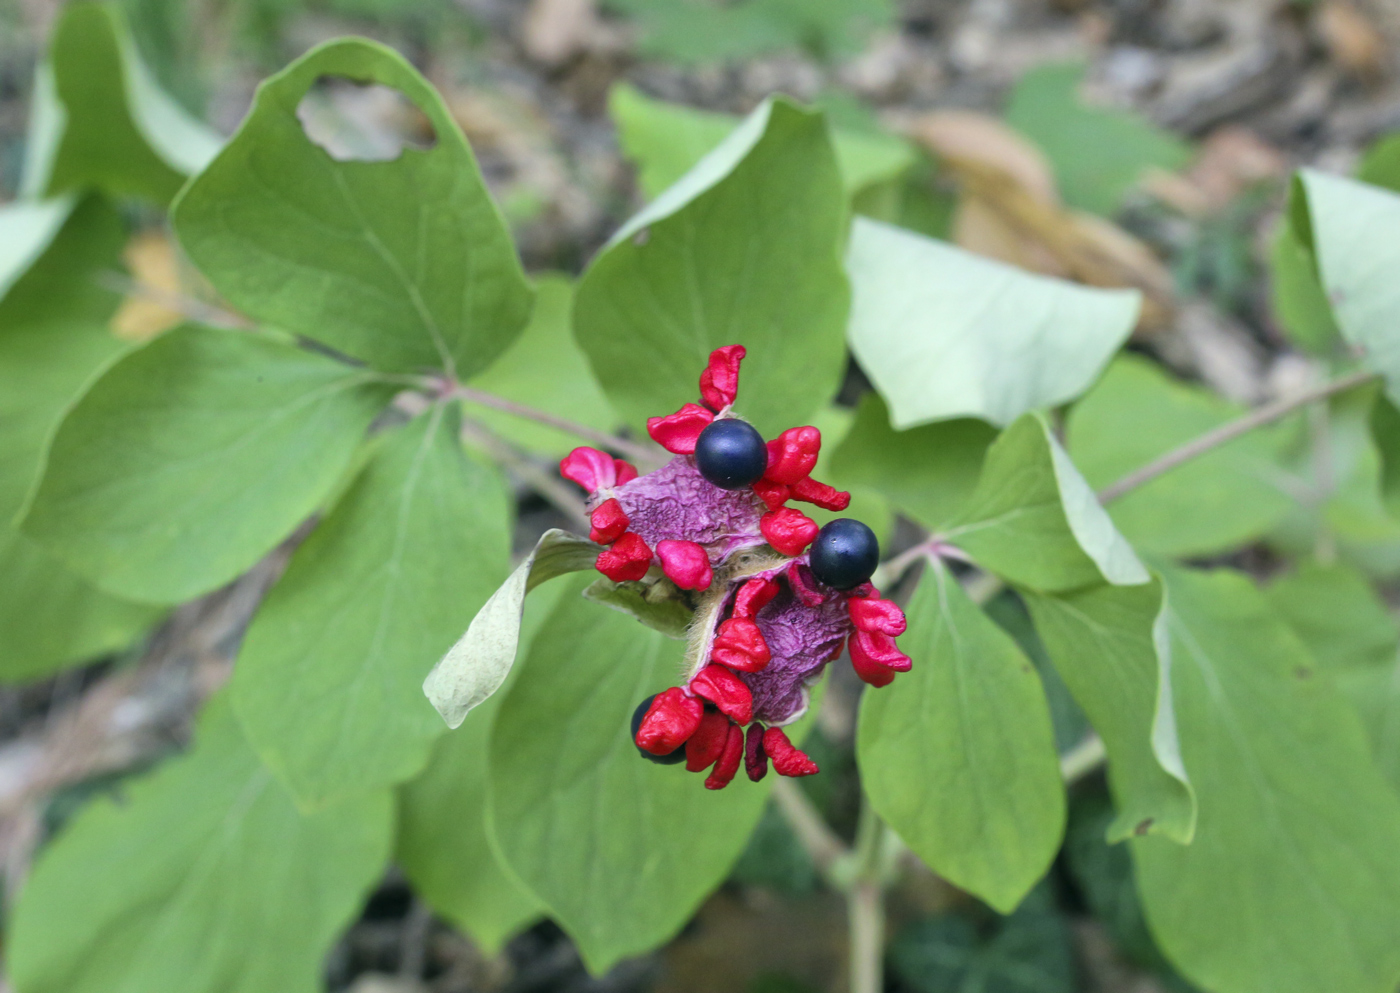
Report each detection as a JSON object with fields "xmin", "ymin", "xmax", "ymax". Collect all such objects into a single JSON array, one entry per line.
[
  {"xmin": 851, "ymin": 629, "xmax": 912, "ymax": 671},
  {"xmin": 733, "ymin": 577, "xmax": 780, "ymax": 619},
  {"xmin": 685, "ymin": 710, "xmax": 732, "ymax": 772},
  {"xmin": 762, "ymin": 727, "xmax": 819, "ymax": 777},
  {"xmin": 559, "ymin": 446, "xmax": 617, "ymax": 493},
  {"xmin": 848, "ymin": 596, "xmax": 907, "ymax": 636},
  {"xmin": 744, "ymin": 723, "xmax": 768, "ymax": 782},
  {"xmin": 636, "ymin": 687, "xmax": 704, "ymax": 754},
  {"xmin": 851, "ymin": 646, "xmax": 897, "ymax": 687},
  {"xmin": 761, "ymin": 507, "xmax": 819, "ymax": 556},
  {"xmin": 752, "ymin": 478, "xmax": 790, "ymax": 510},
  {"xmin": 763, "ymin": 427, "xmax": 821, "ymax": 486},
  {"xmin": 699, "ymin": 344, "xmax": 746, "ymax": 412},
  {"xmin": 690, "ymin": 664, "xmax": 754, "ymax": 724},
  {"xmin": 589, "ymin": 498, "xmax": 630, "ymax": 545},
  {"xmin": 656, "ymin": 539, "xmax": 713, "ymax": 590},
  {"xmin": 646, "ymin": 403, "xmax": 714, "ymax": 454},
  {"xmin": 790, "ymin": 476, "xmax": 850, "ymax": 511},
  {"xmin": 614, "ymin": 459, "xmax": 639, "ymax": 485},
  {"xmin": 596, "ymin": 532, "xmax": 652, "ymax": 582},
  {"xmin": 711, "ymin": 618, "xmax": 771, "ymax": 672},
  {"xmin": 786, "ymin": 561, "xmax": 829, "ymax": 607},
  {"xmin": 704, "ymin": 724, "xmax": 745, "ymax": 790}
]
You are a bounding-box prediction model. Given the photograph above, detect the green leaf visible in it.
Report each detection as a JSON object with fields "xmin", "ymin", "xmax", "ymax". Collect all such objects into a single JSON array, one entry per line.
[
  {"xmin": 22, "ymin": 2, "xmax": 222, "ymax": 205},
  {"xmin": 1131, "ymin": 566, "xmax": 1400, "ymax": 993},
  {"xmin": 858, "ymin": 562, "xmax": 1066, "ymax": 913},
  {"xmin": 575, "ymin": 97, "xmax": 850, "ymax": 438},
  {"xmin": 1004, "ymin": 62, "xmax": 1190, "ymax": 216},
  {"xmin": 172, "ymin": 38, "xmax": 531, "ymax": 377},
  {"xmin": 609, "ymin": 82, "xmax": 914, "ymax": 200},
  {"xmin": 1356, "ymin": 133, "xmax": 1400, "ymax": 194},
  {"xmin": 846, "ymin": 217, "xmax": 1140, "ymax": 429},
  {"xmin": 233, "ymin": 405, "xmax": 512, "ymax": 805},
  {"xmin": 7, "ymin": 693, "xmax": 393, "ymax": 993},
  {"xmin": 946, "ymin": 413, "xmax": 1148, "ymax": 592},
  {"xmin": 396, "ymin": 580, "xmax": 566, "ymax": 954},
  {"xmin": 1296, "ymin": 170, "xmax": 1400, "ymax": 401},
  {"xmin": 23, "ymin": 325, "xmax": 393, "ymax": 605},
  {"xmin": 487, "ymin": 577, "xmax": 780, "ymax": 972},
  {"xmin": 423, "ymin": 528, "xmax": 601, "ymax": 729},
  {"xmin": 827, "ymin": 392, "xmax": 995, "ymax": 530},
  {"xmin": 463, "ymin": 274, "xmax": 620, "ymax": 456},
  {"xmin": 1066, "ymin": 355, "xmax": 1292, "ymax": 557},
  {"xmin": 0, "ymin": 198, "xmax": 76, "ymax": 304},
  {"xmin": 1022, "ymin": 580, "xmax": 1195, "ymax": 843},
  {"xmin": 1266, "ymin": 561, "xmax": 1400, "ymax": 790},
  {"xmin": 582, "ymin": 576, "xmax": 694, "ymax": 638},
  {"xmin": 1269, "ymin": 215, "xmax": 1341, "ymax": 355},
  {"xmin": 1372, "ymin": 392, "xmax": 1400, "ymax": 520}
]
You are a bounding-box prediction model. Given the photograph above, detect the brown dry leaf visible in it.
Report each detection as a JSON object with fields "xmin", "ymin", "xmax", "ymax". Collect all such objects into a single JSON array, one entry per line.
[
  {"xmin": 521, "ymin": 0, "xmax": 601, "ymax": 67},
  {"xmin": 901, "ymin": 110, "xmax": 1175, "ymax": 330},
  {"xmin": 110, "ymin": 230, "xmax": 184, "ymax": 342},
  {"xmin": 1142, "ymin": 125, "xmax": 1287, "ymax": 216},
  {"xmin": 1317, "ymin": 1, "xmax": 1388, "ymax": 80}
]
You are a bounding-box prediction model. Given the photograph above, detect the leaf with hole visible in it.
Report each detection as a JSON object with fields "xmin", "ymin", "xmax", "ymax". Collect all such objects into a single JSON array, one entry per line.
[
  {"xmin": 574, "ymin": 96, "xmax": 849, "ymax": 438},
  {"xmin": 234, "ymin": 406, "xmax": 512, "ymax": 805},
  {"xmin": 846, "ymin": 217, "xmax": 1140, "ymax": 429},
  {"xmin": 172, "ymin": 38, "xmax": 531, "ymax": 377},
  {"xmin": 858, "ymin": 562, "xmax": 1066, "ymax": 913},
  {"xmin": 7, "ymin": 694, "xmax": 393, "ymax": 993}
]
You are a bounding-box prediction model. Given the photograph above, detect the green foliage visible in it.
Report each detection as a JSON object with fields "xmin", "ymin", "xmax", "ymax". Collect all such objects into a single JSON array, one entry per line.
[
  {"xmin": 1356, "ymin": 133, "xmax": 1400, "ymax": 193},
  {"xmin": 859, "ymin": 563, "xmax": 1065, "ymax": 913},
  {"xmin": 946, "ymin": 413, "xmax": 1148, "ymax": 592},
  {"xmin": 172, "ymin": 38, "xmax": 532, "ymax": 377},
  {"xmin": 1132, "ymin": 566, "xmax": 1400, "ymax": 993},
  {"xmin": 23, "ymin": 325, "xmax": 393, "ymax": 604},
  {"xmin": 575, "ymin": 97, "xmax": 850, "ymax": 437},
  {"xmin": 1004, "ymin": 62, "xmax": 1191, "ymax": 216},
  {"xmin": 846, "ymin": 217, "xmax": 1140, "ymax": 429},
  {"xmin": 8, "ymin": 694, "xmax": 393, "ymax": 993},
  {"xmin": 1269, "ymin": 216, "xmax": 1341, "ymax": 355},
  {"xmin": 488, "ymin": 578, "xmax": 777, "ymax": 972},
  {"xmin": 233, "ymin": 406, "xmax": 511, "ymax": 805},
  {"xmin": 1067, "ymin": 355, "xmax": 1292, "ymax": 557},
  {"xmin": 22, "ymin": 2, "xmax": 221, "ymax": 204}
]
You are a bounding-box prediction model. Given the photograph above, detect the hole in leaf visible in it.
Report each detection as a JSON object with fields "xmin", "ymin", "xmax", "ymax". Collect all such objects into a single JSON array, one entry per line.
[{"xmin": 295, "ymin": 76, "xmax": 436, "ymax": 162}]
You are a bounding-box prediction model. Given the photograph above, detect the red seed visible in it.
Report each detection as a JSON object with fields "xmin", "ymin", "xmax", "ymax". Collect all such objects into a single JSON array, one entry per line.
[
  {"xmin": 744, "ymin": 723, "xmax": 768, "ymax": 782},
  {"xmin": 761, "ymin": 507, "xmax": 819, "ymax": 557},
  {"xmin": 559, "ymin": 446, "xmax": 617, "ymax": 493},
  {"xmin": 646, "ymin": 403, "xmax": 714, "ymax": 454},
  {"xmin": 636, "ymin": 688, "xmax": 703, "ymax": 754},
  {"xmin": 614, "ymin": 459, "xmax": 639, "ymax": 485},
  {"xmin": 762, "ymin": 727, "xmax": 819, "ymax": 777},
  {"xmin": 588, "ymin": 498, "xmax": 630, "ymax": 545},
  {"xmin": 699, "ymin": 344, "xmax": 746, "ymax": 412},
  {"xmin": 849, "ymin": 629, "xmax": 912, "ymax": 687},
  {"xmin": 848, "ymin": 596, "xmax": 907, "ymax": 637},
  {"xmin": 752, "ymin": 478, "xmax": 790, "ymax": 510},
  {"xmin": 689, "ymin": 664, "xmax": 754, "ymax": 725},
  {"xmin": 595, "ymin": 532, "xmax": 652, "ymax": 582},
  {"xmin": 704, "ymin": 724, "xmax": 745, "ymax": 790},
  {"xmin": 790, "ymin": 475, "xmax": 850, "ymax": 511},
  {"xmin": 732, "ymin": 577, "xmax": 780, "ymax": 620},
  {"xmin": 711, "ymin": 618, "xmax": 771, "ymax": 672},
  {"xmin": 685, "ymin": 710, "xmax": 732, "ymax": 772},
  {"xmin": 786, "ymin": 561, "xmax": 829, "ymax": 607},
  {"xmin": 763, "ymin": 427, "xmax": 821, "ymax": 486},
  {"xmin": 656, "ymin": 539, "xmax": 713, "ymax": 591}
]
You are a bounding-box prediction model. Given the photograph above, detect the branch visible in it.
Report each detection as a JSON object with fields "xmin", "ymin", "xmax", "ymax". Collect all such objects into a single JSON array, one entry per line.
[
  {"xmin": 458, "ymin": 417, "xmax": 591, "ymax": 531},
  {"xmin": 1059, "ymin": 733, "xmax": 1106, "ymax": 785},
  {"xmin": 450, "ymin": 385, "xmax": 664, "ymax": 467},
  {"xmin": 1097, "ymin": 369, "xmax": 1379, "ymax": 505},
  {"xmin": 771, "ymin": 778, "xmax": 850, "ymax": 886}
]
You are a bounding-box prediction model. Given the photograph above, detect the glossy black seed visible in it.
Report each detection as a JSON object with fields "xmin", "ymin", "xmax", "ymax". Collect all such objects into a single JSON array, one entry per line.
[
  {"xmin": 695, "ymin": 418, "xmax": 769, "ymax": 490},
  {"xmin": 630, "ymin": 695, "xmax": 687, "ymax": 764},
  {"xmin": 809, "ymin": 518, "xmax": 880, "ymax": 590}
]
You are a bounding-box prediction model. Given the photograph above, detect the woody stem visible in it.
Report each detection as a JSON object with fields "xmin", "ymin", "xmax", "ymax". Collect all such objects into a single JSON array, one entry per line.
[
  {"xmin": 449, "ymin": 384, "xmax": 665, "ymax": 466},
  {"xmin": 848, "ymin": 797, "xmax": 890, "ymax": 993}
]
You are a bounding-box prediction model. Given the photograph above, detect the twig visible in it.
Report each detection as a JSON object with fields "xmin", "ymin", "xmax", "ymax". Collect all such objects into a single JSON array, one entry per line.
[
  {"xmin": 458, "ymin": 416, "xmax": 591, "ymax": 531},
  {"xmin": 771, "ymin": 778, "xmax": 849, "ymax": 885},
  {"xmin": 848, "ymin": 798, "xmax": 889, "ymax": 993},
  {"xmin": 95, "ymin": 270, "xmax": 255, "ymax": 330},
  {"xmin": 1060, "ymin": 733, "xmax": 1107, "ymax": 785},
  {"xmin": 450, "ymin": 384, "xmax": 664, "ymax": 467},
  {"xmin": 1097, "ymin": 369, "xmax": 1378, "ymax": 504}
]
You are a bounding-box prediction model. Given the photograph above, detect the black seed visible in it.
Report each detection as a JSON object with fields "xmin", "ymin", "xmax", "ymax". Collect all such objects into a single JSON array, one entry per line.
[
  {"xmin": 808, "ymin": 518, "xmax": 880, "ymax": 590},
  {"xmin": 695, "ymin": 418, "xmax": 769, "ymax": 490},
  {"xmin": 630, "ymin": 695, "xmax": 686, "ymax": 764}
]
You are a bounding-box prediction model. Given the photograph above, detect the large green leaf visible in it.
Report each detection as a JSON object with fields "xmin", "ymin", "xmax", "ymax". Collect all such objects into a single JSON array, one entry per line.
[
  {"xmin": 23, "ymin": 325, "xmax": 393, "ymax": 605},
  {"xmin": 1296, "ymin": 170, "xmax": 1400, "ymax": 401},
  {"xmin": 858, "ymin": 562, "xmax": 1066, "ymax": 913},
  {"xmin": 574, "ymin": 97, "xmax": 849, "ymax": 438},
  {"xmin": 0, "ymin": 198, "xmax": 75, "ymax": 304},
  {"xmin": 488, "ymin": 577, "xmax": 779, "ymax": 972},
  {"xmin": 1266, "ymin": 561, "xmax": 1400, "ymax": 790},
  {"xmin": 234, "ymin": 405, "xmax": 511, "ymax": 805},
  {"xmin": 1270, "ymin": 210, "xmax": 1341, "ymax": 356},
  {"xmin": 22, "ymin": 2, "xmax": 221, "ymax": 205},
  {"xmin": 846, "ymin": 217, "xmax": 1140, "ymax": 429},
  {"xmin": 7, "ymin": 694, "xmax": 393, "ymax": 993},
  {"xmin": 1067, "ymin": 355, "xmax": 1291, "ymax": 557},
  {"xmin": 172, "ymin": 38, "xmax": 531, "ymax": 378},
  {"xmin": 945, "ymin": 413, "xmax": 1148, "ymax": 591},
  {"xmin": 1357, "ymin": 133, "xmax": 1400, "ymax": 193},
  {"xmin": 1004, "ymin": 62, "xmax": 1190, "ymax": 217},
  {"xmin": 609, "ymin": 82, "xmax": 914, "ymax": 200},
  {"xmin": 1023, "ymin": 580, "xmax": 1195, "ymax": 843},
  {"xmin": 827, "ymin": 392, "xmax": 996, "ymax": 531},
  {"xmin": 1132, "ymin": 566, "xmax": 1400, "ymax": 993},
  {"xmin": 396, "ymin": 581, "xmax": 565, "ymax": 954},
  {"xmin": 463, "ymin": 274, "xmax": 620, "ymax": 456}
]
